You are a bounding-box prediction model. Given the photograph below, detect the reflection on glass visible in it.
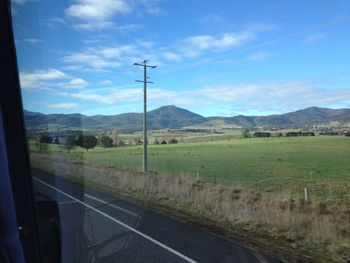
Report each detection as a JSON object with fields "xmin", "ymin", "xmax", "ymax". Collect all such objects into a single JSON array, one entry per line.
[{"xmin": 11, "ymin": 0, "xmax": 350, "ymax": 262}]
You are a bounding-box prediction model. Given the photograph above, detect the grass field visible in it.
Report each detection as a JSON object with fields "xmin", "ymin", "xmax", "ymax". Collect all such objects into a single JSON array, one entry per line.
[
  {"xmin": 31, "ymin": 136, "xmax": 350, "ymax": 202},
  {"xmin": 30, "ymin": 136, "xmax": 350, "ymax": 261}
]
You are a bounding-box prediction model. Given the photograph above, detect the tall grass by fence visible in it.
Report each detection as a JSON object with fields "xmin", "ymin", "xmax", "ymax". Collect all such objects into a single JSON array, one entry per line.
[{"xmin": 31, "ymin": 153, "xmax": 350, "ymax": 262}]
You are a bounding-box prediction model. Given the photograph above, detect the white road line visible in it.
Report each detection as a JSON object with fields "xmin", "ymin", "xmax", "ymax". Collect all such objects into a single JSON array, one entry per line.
[
  {"xmin": 84, "ymin": 193, "xmax": 139, "ymax": 217},
  {"xmin": 109, "ymin": 203, "xmax": 139, "ymax": 218},
  {"xmin": 33, "ymin": 177, "xmax": 197, "ymax": 263},
  {"xmin": 84, "ymin": 194, "xmax": 107, "ymax": 204}
]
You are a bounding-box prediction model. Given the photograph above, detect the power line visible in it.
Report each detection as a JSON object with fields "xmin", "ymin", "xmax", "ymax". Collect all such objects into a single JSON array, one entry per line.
[{"xmin": 133, "ymin": 60, "xmax": 157, "ymax": 174}]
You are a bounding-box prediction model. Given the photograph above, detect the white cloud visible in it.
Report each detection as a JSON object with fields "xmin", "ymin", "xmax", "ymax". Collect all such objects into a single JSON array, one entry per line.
[
  {"xmin": 63, "ymin": 52, "xmax": 122, "ymax": 70},
  {"xmin": 12, "ymin": 0, "xmax": 31, "ymax": 4},
  {"xmin": 58, "ymin": 82, "xmax": 350, "ymax": 115},
  {"xmin": 73, "ymin": 21, "xmax": 117, "ymax": 31},
  {"xmin": 145, "ymin": 6, "xmax": 165, "ymax": 16},
  {"xmin": 59, "ymin": 87, "xmax": 184, "ymax": 106},
  {"xmin": 20, "ymin": 68, "xmax": 88, "ymax": 90},
  {"xmin": 43, "ymin": 17, "xmax": 68, "ymax": 29},
  {"xmin": 62, "ymin": 23, "xmax": 274, "ymax": 71},
  {"xmin": 20, "ymin": 68, "xmax": 69, "ymax": 89},
  {"xmin": 185, "ymin": 32, "xmax": 254, "ymax": 51},
  {"xmin": 197, "ymin": 83, "xmax": 350, "ymax": 113},
  {"xmin": 65, "ymin": 0, "xmax": 131, "ymax": 21},
  {"xmin": 23, "ymin": 38, "xmax": 42, "ymax": 44},
  {"xmin": 62, "ymin": 44, "xmax": 144, "ymax": 70},
  {"xmin": 101, "ymin": 80, "xmax": 113, "ymax": 85},
  {"xmin": 97, "ymin": 45, "xmax": 135, "ymax": 57},
  {"xmin": 59, "ymin": 88, "xmax": 142, "ymax": 104},
  {"xmin": 65, "ymin": 0, "xmax": 163, "ymax": 31},
  {"xmin": 48, "ymin": 103, "xmax": 79, "ymax": 109},
  {"xmin": 305, "ymin": 33, "xmax": 325, "ymax": 44},
  {"xmin": 247, "ymin": 51, "xmax": 275, "ymax": 61},
  {"xmin": 137, "ymin": 0, "xmax": 166, "ymax": 16},
  {"xmin": 82, "ymin": 35, "xmax": 112, "ymax": 45},
  {"xmin": 61, "ymin": 24, "xmax": 273, "ymax": 71},
  {"xmin": 170, "ymin": 23, "xmax": 277, "ymax": 60},
  {"xmin": 178, "ymin": 32, "xmax": 256, "ymax": 58},
  {"xmin": 72, "ymin": 21, "xmax": 141, "ymax": 31},
  {"xmin": 68, "ymin": 78, "xmax": 87, "ymax": 87},
  {"xmin": 162, "ymin": 51, "xmax": 181, "ymax": 62},
  {"xmin": 12, "ymin": 0, "xmax": 26, "ymax": 3}
]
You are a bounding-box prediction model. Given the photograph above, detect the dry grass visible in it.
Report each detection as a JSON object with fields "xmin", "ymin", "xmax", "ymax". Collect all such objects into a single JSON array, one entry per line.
[{"xmin": 31, "ymin": 154, "xmax": 350, "ymax": 262}]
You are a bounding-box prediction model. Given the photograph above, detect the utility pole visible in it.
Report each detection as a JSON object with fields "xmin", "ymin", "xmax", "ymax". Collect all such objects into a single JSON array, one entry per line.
[{"xmin": 134, "ymin": 60, "xmax": 157, "ymax": 174}]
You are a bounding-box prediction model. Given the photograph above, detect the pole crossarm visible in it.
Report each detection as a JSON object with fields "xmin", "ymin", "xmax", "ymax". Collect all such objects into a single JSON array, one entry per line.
[
  {"xmin": 135, "ymin": 80, "xmax": 154, "ymax": 84},
  {"xmin": 133, "ymin": 60, "xmax": 157, "ymax": 174},
  {"xmin": 134, "ymin": 61, "xmax": 157, "ymax": 68}
]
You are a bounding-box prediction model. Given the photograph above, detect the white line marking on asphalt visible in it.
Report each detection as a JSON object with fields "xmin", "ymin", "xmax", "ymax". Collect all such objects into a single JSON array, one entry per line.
[
  {"xmin": 109, "ymin": 203, "xmax": 139, "ymax": 218},
  {"xmin": 33, "ymin": 177, "xmax": 197, "ymax": 263},
  {"xmin": 84, "ymin": 193, "xmax": 139, "ymax": 217},
  {"xmin": 84, "ymin": 194, "xmax": 107, "ymax": 204}
]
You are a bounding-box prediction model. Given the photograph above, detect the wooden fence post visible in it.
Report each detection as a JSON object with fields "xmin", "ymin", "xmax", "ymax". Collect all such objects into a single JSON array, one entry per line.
[{"xmin": 304, "ymin": 187, "xmax": 309, "ymax": 201}]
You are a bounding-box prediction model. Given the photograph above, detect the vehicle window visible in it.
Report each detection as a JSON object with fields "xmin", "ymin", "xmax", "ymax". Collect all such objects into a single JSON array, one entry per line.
[{"xmin": 10, "ymin": 0, "xmax": 350, "ymax": 262}]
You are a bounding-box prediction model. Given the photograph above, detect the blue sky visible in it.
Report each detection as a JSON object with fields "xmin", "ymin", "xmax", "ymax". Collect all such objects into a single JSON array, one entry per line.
[{"xmin": 11, "ymin": 0, "xmax": 350, "ymax": 116}]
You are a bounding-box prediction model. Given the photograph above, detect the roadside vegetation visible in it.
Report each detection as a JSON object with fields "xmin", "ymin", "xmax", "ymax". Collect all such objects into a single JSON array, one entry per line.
[
  {"xmin": 29, "ymin": 134, "xmax": 350, "ymax": 262},
  {"xmin": 30, "ymin": 136, "xmax": 350, "ymax": 202}
]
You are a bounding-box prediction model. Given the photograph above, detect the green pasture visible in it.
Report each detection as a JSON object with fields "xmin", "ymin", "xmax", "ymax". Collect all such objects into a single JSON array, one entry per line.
[{"xmin": 30, "ymin": 136, "xmax": 350, "ymax": 201}]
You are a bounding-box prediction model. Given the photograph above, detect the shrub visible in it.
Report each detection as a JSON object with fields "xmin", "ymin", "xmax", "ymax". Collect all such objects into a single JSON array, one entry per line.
[
  {"xmin": 241, "ymin": 130, "xmax": 250, "ymax": 138},
  {"xmin": 39, "ymin": 135, "xmax": 52, "ymax": 144},
  {"xmin": 63, "ymin": 135, "xmax": 76, "ymax": 153},
  {"xmin": 99, "ymin": 135, "xmax": 113, "ymax": 148},
  {"xmin": 154, "ymin": 137, "xmax": 159, "ymax": 145},
  {"xmin": 34, "ymin": 139, "xmax": 49, "ymax": 153},
  {"xmin": 168, "ymin": 138, "xmax": 178, "ymax": 144},
  {"xmin": 76, "ymin": 135, "xmax": 97, "ymax": 151},
  {"xmin": 253, "ymin": 132, "xmax": 271, "ymax": 138}
]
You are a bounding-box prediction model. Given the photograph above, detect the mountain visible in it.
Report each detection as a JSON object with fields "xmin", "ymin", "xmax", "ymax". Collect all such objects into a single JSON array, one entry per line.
[
  {"xmin": 23, "ymin": 106, "xmax": 350, "ymax": 135},
  {"xmin": 23, "ymin": 105, "xmax": 208, "ymax": 134},
  {"xmin": 250, "ymin": 107, "xmax": 350, "ymax": 128},
  {"xmin": 148, "ymin": 105, "xmax": 206, "ymax": 129}
]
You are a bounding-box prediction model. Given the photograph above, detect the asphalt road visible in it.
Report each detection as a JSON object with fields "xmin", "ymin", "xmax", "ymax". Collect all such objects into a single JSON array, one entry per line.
[{"xmin": 32, "ymin": 168, "xmax": 286, "ymax": 263}]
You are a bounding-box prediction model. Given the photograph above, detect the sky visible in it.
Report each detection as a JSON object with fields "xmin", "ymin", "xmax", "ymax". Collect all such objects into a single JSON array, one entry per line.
[{"xmin": 11, "ymin": 0, "xmax": 350, "ymax": 117}]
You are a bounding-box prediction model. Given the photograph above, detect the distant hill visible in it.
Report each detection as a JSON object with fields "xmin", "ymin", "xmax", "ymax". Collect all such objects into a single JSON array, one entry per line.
[
  {"xmin": 148, "ymin": 105, "xmax": 206, "ymax": 129},
  {"xmin": 23, "ymin": 105, "xmax": 350, "ymax": 135},
  {"xmin": 206, "ymin": 107, "xmax": 350, "ymax": 129},
  {"xmin": 23, "ymin": 105, "xmax": 207, "ymax": 135},
  {"xmin": 243, "ymin": 107, "xmax": 350, "ymax": 128}
]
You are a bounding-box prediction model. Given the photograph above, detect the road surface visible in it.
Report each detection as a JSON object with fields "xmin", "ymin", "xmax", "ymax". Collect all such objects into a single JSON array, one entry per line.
[{"xmin": 32, "ymin": 168, "xmax": 286, "ymax": 263}]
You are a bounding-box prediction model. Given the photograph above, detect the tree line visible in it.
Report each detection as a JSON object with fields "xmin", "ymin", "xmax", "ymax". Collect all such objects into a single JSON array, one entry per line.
[
  {"xmin": 241, "ymin": 130, "xmax": 318, "ymax": 138},
  {"xmin": 33, "ymin": 128, "xmax": 180, "ymax": 154},
  {"xmin": 34, "ymin": 134, "xmax": 99, "ymax": 153}
]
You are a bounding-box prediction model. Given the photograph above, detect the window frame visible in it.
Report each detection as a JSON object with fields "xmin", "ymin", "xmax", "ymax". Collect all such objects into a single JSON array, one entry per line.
[{"xmin": 0, "ymin": 0, "xmax": 43, "ymax": 262}]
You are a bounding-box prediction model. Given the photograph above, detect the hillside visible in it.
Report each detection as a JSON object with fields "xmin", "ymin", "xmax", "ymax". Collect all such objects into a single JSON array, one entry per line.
[
  {"xmin": 209, "ymin": 107, "xmax": 350, "ymax": 129},
  {"xmin": 23, "ymin": 105, "xmax": 208, "ymax": 135},
  {"xmin": 23, "ymin": 105, "xmax": 350, "ymax": 135}
]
